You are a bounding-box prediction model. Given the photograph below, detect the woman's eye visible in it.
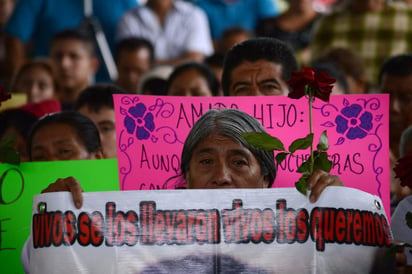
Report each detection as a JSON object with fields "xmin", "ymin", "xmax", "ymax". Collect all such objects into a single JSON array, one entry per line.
[
  {"xmin": 199, "ymin": 159, "xmax": 213, "ymax": 165},
  {"xmin": 59, "ymin": 149, "xmax": 72, "ymax": 156},
  {"xmin": 32, "ymin": 154, "xmax": 46, "ymax": 161},
  {"xmin": 233, "ymin": 159, "xmax": 248, "ymax": 166}
]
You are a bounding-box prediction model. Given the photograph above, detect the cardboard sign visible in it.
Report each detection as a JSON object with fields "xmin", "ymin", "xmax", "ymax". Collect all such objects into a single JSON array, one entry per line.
[
  {"xmin": 28, "ymin": 187, "xmax": 392, "ymax": 273},
  {"xmin": 114, "ymin": 94, "xmax": 390, "ymax": 214},
  {"xmin": 0, "ymin": 160, "xmax": 119, "ymax": 274}
]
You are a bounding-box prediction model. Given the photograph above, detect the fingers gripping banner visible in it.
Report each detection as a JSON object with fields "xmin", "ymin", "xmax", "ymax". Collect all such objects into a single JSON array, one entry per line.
[{"xmin": 29, "ymin": 187, "xmax": 392, "ymax": 273}]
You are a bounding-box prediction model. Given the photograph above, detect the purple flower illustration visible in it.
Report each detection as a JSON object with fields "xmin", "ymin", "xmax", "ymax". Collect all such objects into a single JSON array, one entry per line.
[
  {"xmin": 335, "ymin": 104, "xmax": 373, "ymax": 140},
  {"xmin": 124, "ymin": 103, "xmax": 155, "ymax": 140}
]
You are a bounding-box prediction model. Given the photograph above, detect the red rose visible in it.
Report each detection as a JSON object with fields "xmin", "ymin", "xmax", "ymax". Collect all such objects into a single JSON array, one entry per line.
[
  {"xmin": 394, "ymin": 153, "xmax": 412, "ymax": 188},
  {"xmin": 288, "ymin": 67, "xmax": 336, "ymax": 102},
  {"xmin": 0, "ymin": 85, "xmax": 11, "ymax": 106}
]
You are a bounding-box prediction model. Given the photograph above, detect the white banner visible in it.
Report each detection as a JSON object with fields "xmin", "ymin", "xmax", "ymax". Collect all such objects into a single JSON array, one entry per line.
[{"xmin": 29, "ymin": 187, "xmax": 392, "ymax": 273}]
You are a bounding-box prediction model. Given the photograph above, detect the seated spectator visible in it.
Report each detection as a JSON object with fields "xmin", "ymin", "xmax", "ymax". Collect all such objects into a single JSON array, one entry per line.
[
  {"xmin": 74, "ymin": 83, "xmax": 126, "ymax": 159},
  {"xmin": 314, "ymin": 47, "xmax": 369, "ymax": 94},
  {"xmin": 221, "ymin": 37, "xmax": 299, "ymax": 96},
  {"xmin": 204, "ymin": 53, "xmax": 225, "ymax": 95},
  {"xmin": 0, "ymin": 108, "xmax": 37, "ymax": 162},
  {"xmin": 377, "ymin": 53, "xmax": 412, "ymax": 222},
  {"xmin": 49, "ymin": 29, "xmax": 99, "ymax": 110},
  {"xmin": 310, "ymin": 0, "xmax": 412, "ymax": 87},
  {"xmin": 116, "ymin": 0, "xmax": 214, "ymax": 66},
  {"xmin": 256, "ymin": 0, "xmax": 321, "ymax": 65},
  {"xmin": 9, "ymin": 58, "xmax": 59, "ymax": 103},
  {"xmin": 378, "ymin": 53, "xmax": 412, "ymax": 159},
  {"xmin": 27, "ymin": 111, "xmax": 104, "ymax": 162},
  {"xmin": 310, "ymin": 59, "xmax": 349, "ymax": 95},
  {"xmin": 194, "ymin": 0, "xmax": 279, "ymax": 44},
  {"xmin": 137, "ymin": 65, "xmax": 174, "ymax": 96},
  {"xmin": 167, "ymin": 62, "xmax": 219, "ymax": 96},
  {"xmin": 115, "ymin": 37, "xmax": 154, "ymax": 93},
  {"xmin": 3, "ymin": 0, "xmax": 138, "ymax": 83},
  {"xmin": 215, "ymin": 27, "xmax": 253, "ymax": 55},
  {"xmin": 0, "ymin": 0, "xmax": 16, "ymax": 90}
]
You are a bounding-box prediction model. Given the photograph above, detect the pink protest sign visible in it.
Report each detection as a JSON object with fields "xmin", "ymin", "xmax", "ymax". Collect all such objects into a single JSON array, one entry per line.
[{"xmin": 114, "ymin": 94, "xmax": 389, "ymax": 212}]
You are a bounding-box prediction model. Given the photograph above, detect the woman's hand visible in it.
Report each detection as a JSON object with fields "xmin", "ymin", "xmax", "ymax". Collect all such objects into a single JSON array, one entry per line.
[
  {"xmin": 41, "ymin": 176, "xmax": 83, "ymax": 209},
  {"xmin": 307, "ymin": 169, "xmax": 344, "ymax": 203}
]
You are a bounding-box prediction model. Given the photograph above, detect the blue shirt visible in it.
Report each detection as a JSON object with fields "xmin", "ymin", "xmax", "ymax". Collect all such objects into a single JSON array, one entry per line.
[
  {"xmin": 194, "ymin": 0, "xmax": 279, "ymax": 39},
  {"xmin": 5, "ymin": 0, "xmax": 138, "ymax": 81}
]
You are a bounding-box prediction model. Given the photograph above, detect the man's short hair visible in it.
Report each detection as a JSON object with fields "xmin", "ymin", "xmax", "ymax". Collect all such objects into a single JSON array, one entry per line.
[
  {"xmin": 115, "ymin": 37, "xmax": 154, "ymax": 63},
  {"xmin": 50, "ymin": 28, "xmax": 96, "ymax": 56},
  {"xmin": 378, "ymin": 53, "xmax": 412, "ymax": 86},
  {"xmin": 221, "ymin": 37, "xmax": 298, "ymax": 95},
  {"xmin": 74, "ymin": 83, "xmax": 126, "ymax": 113}
]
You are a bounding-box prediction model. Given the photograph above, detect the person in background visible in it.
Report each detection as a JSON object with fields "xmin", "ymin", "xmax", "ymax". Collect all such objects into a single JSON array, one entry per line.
[
  {"xmin": 310, "ymin": 0, "xmax": 412, "ymax": 88},
  {"xmin": 377, "ymin": 54, "xmax": 412, "ymax": 223},
  {"xmin": 167, "ymin": 62, "xmax": 220, "ymax": 97},
  {"xmin": 116, "ymin": 0, "xmax": 214, "ymax": 66},
  {"xmin": 0, "ymin": 0, "xmax": 16, "ymax": 90},
  {"xmin": 137, "ymin": 65, "xmax": 174, "ymax": 96},
  {"xmin": 221, "ymin": 37, "xmax": 299, "ymax": 96},
  {"xmin": 310, "ymin": 59, "xmax": 349, "ymax": 95},
  {"xmin": 3, "ymin": 0, "xmax": 138, "ymax": 82},
  {"xmin": 194, "ymin": 0, "xmax": 279, "ymax": 46},
  {"xmin": 314, "ymin": 47, "xmax": 369, "ymax": 94},
  {"xmin": 0, "ymin": 108, "xmax": 37, "ymax": 162},
  {"xmin": 378, "ymin": 53, "xmax": 412, "ymax": 160},
  {"xmin": 215, "ymin": 27, "xmax": 253, "ymax": 55},
  {"xmin": 74, "ymin": 83, "xmax": 126, "ymax": 159},
  {"xmin": 27, "ymin": 111, "xmax": 104, "ymax": 163},
  {"xmin": 9, "ymin": 58, "xmax": 59, "ymax": 103},
  {"xmin": 204, "ymin": 53, "xmax": 225, "ymax": 96},
  {"xmin": 256, "ymin": 0, "xmax": 321, "ymax": 66},
  {"xmin": 115, "ymin": 37, "xmax": 154, "ymax": 93},
  {"xmin": 49, "ymin": 29, "xmax": 99, "ymax": 110}
]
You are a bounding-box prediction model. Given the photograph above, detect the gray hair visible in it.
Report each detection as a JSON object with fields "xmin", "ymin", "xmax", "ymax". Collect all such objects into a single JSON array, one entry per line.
[{"xmin": 181, "ymin": 108, "xmax": 276, "ymax": 187}]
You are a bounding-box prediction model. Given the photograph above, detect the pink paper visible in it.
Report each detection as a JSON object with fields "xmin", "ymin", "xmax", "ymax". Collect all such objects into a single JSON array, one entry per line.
[{"xmin": 114, "ymin": 94, "xmax": 389, "ymax": 214}]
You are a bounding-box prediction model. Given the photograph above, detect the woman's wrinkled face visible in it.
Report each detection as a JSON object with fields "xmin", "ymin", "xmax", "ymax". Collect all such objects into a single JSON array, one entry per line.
[
  {"xmin": 185, "ymin": 134, "xmax": 269, "ymax": 189},
  {"xmin": 30, "ymin": 123, "xmax": 99, "ymax": 161}
]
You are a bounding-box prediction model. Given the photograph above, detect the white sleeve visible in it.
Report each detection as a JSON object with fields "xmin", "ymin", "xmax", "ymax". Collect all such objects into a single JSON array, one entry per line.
[
  {"xmin": 182, "ymin": 7, "xmax": 214, "ymax": 56},
  {"xmin": 21, "ymin": 237, "xmax": 31, "ymax": 274}
]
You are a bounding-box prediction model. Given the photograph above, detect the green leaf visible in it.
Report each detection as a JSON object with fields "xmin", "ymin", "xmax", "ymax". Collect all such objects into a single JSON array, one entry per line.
[
  {"xmin": 295, "ymin": 175, "xmax": 308, "ymax": 195},
  {"xmin": 297, "ymin": 160, "xmax": 311, "ymax": 173},
  {"xmin": 275, "ymin": 152, "xmax": 289, "ymax": 164},
  {"xmin": 406, "ymin": 211, "xmax": 412, "ymax": 229},
  {"xmin": 313, "ymin": 151, "xmax": 332, "ymax": 172},
  {"xmin": 0, "ymin": 147, "xmax": 20, "ymax": 165},
  {"xmin": 317, "ymin": 130, "xmax": 329, "ymax": 151},
  {"xmin": 289, "ymin": 133, "xmax": 313, "ymax": 153},
  {"xmin": 242, "ymin": 132, "xmax": 285, "ymax": 151}
]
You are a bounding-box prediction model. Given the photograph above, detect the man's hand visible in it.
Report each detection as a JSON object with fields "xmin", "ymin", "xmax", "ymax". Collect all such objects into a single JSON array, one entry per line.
[
  {"xmin": 41, "ymin": 176, "xmax": 83, "ymax": 209},
  {"xmin": 307, "ymin": 169, "xmax": 344, "ymax": 203}
]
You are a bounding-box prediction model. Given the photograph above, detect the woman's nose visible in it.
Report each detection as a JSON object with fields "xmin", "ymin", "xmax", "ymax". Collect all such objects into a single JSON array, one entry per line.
[{"xmin": 211, "ymin": 163, "xmax": 233, "ymax": 187}]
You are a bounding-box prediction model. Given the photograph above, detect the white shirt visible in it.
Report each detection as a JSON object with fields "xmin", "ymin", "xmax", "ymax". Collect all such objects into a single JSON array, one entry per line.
[{"xmin": 116, "ymin": 0, "xmax": 214, "ymax": 60}]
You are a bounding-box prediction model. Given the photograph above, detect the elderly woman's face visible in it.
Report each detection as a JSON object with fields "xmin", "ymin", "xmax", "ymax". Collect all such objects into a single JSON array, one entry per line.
[
  {"xmin": 30, "ymin": 123, "xmax": 100, "ymax": 161},
  {"xmin": 185, "ymin": 133, "xmax": 269, "ymax": 189}
]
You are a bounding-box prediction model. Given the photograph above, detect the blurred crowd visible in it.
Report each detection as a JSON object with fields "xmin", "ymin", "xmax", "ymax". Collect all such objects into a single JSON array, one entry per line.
[{"xmin": 1, "ymin": 1, "xmax": 412, "ymax": 272}]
